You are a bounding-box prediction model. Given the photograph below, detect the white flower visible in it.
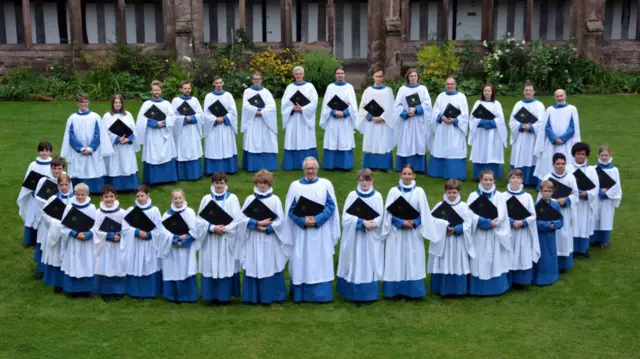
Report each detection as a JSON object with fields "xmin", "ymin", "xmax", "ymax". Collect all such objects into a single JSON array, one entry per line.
[
  {"xmin": 500, "ymin": 74, "xmax": 504, "ymax": 78},
  {"xmin": 507, "ymin": 32, "xmax": 511, "ymax": 36},
  {"xmin": 522, "ymin": 40, "xmax": 526, "ymax": 45},
  {"xmin": 182, "ymin": 56, "xmax": 192, "ymax": 62},
  {"xmin": 483, "ymin": 40, "xmax": 488, "ymax": 48}
]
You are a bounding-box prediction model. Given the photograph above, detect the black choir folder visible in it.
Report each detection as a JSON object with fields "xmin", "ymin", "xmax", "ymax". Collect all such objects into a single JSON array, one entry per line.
[
  {"xmin": 289, "ymin": 90, "xmax": 311, "ymax": 107},
  {"xmin": 535, "ymin": 200, "xmax": 563, "ymax": 221},
  {"xmin": 36, "ymin": 179, "xmax": 58, "ymax": 200},
  {"xmin": 124, "ymin": 207, "xmax": 156, "ymax": 233},
  {"xmin": 472, "ymin": 104, "xmax": 496, "ymax": 120},
  {"xmin": 549, "ymin": 178, "xmax": 573, "ymax": 199},
  {"xmin": 108, "ymin": 118, "xmax": 134, "ymax": 138},
  {"xmin": 177, "ymin": 101, "xmax": 196, "ymax": 116},
  {"xmin": 596, "ymin": 167, "xmax": 616, "ymax": 189},
  {"xmin": 293, "ymin": 196, "xmax": 325, "ymax": 217},
  {"xmin": 514, "ymin": 107, "xmax": 538, "ymax": 124},
  {"xmin": 199, "ymin": 200, "xmax": 234, "ymax": 226},
  {"xmin": 432, "ymin": 201, "xmax": 464, "ymax": 227},
  {"xmin": 162, "ymin": 213, "xmax": 190, "ymax": 236},
  {"xmin": 243, "ymin": 199, "xmax": 277, "ymax": 222},
  {"xmin": 386, "ymin": 196, "xmax": 420, "ymax": 221},
  {"xmin": 443, "ymin": 103, "xmax": 461, "ymax": 119},
  {"xmin": 405, "ymin": 93, "xmax": 421, "ymax": 108},
  {"xmin": 43, "ymin": 197, "xmax": 66, "ymax": 221},
  {"xmin": 22, "ymin": 171, "xmax": 44, "ymax": 191},
  {"xmin": 144, "ymin": 104, "xmax": 167, "ymax": 122},
  {"xmin": 62, "ymin": 207, "xmax": 95, "ymax": 233},
  {"xmin": 99, "ymin": 217, "xmax": 122, "ymax": 233},
  {"xmin": 469, "ymin": 194, "xmax": 498, "ymax": 220},
  {"xmin": 208, "ymin": 100, "xmax": 229, "ymax": 118},
  {"xmin": 346, "ymin": 197, "xmax": 379, "ymax": 221},
  {"xmin": 573, "ymin": 170, "xmax": 596, "ymax": 192},
  {"xmin": 364, "ymin": 99, "xmax": 384, "ymax": 117},
  {"xmin": 247, "ymin": 94, "xmax": 266, "ymax": 109},
  {"xmin": 327, "ymin": 95, "xmax": 349, "ymax": 111},
  {"xmin": 506, "ymin": 196, "xmax": 531, "ymax": 221}
]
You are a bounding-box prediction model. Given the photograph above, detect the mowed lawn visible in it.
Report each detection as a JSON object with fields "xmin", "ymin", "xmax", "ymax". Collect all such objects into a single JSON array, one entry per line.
[{"xmin": 1, "ymin": 94, "xmax": 639, "ymax": 359}]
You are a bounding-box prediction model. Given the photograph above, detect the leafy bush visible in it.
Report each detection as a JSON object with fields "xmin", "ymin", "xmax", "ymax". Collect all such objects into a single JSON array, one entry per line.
[
  {"xmin": 416, "ymin": 41, "xmax": 460, "ymax": 79},
  {"xmin": 300, "ymin": 50, "xmax": 341, "ymax": 94},
  {"xmin": 249, "ymin": 47, "xmax": 304, "ymax": 97}
]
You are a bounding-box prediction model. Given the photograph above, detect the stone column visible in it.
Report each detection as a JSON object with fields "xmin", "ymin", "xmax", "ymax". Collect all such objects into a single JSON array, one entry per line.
[
  {"xmin": 281, "ymin": 0, "xmax": 293, "ymax": 48},
  {"xmin": 21, "ymin": 0, "xmax": 31, "ymax": 47},
  {"xmin": 68, "ymin": 0, "xmax": 83, "ymax": 49},
  {"xmin": 367, "ymin": 0, "xmax": 384, "ymax": 69},
  {"xmin": 173, "ymin": 0, "xmax": 205, "ymax": 61},
  {"xmin": 383, "ymin": 0, "xmax": 402, "ymax": 77},
  {"xmin": 582, "ymin": 0, "xmax": 605, "ymax": 63},
  {"xmin": 116, "ymin": 0, "xmax": 127, "ymax": 43}
]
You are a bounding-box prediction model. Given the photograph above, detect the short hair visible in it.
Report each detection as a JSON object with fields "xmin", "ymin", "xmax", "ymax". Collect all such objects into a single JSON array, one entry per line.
[
  {"xmin": 37, "ymin": 141, "xmax": 53, "ymax": 152},
  {"xmin": 571, "ymin": 142, "xmax": 591, "ymax": 157},
  {"xmin": 251, "ymin": 72, "xmax": 263, "ymax": 80},
  {"xmin": 110, "ymin": 94, "xmax": 126, "ymax": 116},
  {"xmin": 356, "ymin": 168, "xmax": 373, "ymax": 182},
  {"xmin": 540, "ymin": 179, "xmax": 555, "ymax": 191},
  {"xmin": 151, "ymin": 80, "xmax": 163, "ymax": 89},
  {"xmin": 136, "ymin": 184, "xmax": 150, "ymax": 194},
  {"xmin": 293, "ymin": 66, "xmax": 304, "ymax": 74},
  {"xmin": 76, "ymin": 93, "xmax": 89, "ymax": 102},
  {"xmin": 552, "ymin": 152, "xmax": 566, "ymax": 164},
  {"xmin": 445, "ymin": 76, "xmax": 457, "ymax": 84},
  {"xmin": 74, "ymin": 183, "xmax": 89, "ymax": 194},
  {"xmin": 171, "ymin": 188, "xmax": 185, "ymax": 198},
  {"xmin": 179, "ymin": 80, "xmax": 191, "ymax": 88},
  {"xmin": 523, "ymin": 82, "xmax": 535, "ymax": 90},
  {"xmin": 213, "ymin": 76, "xmax": 223, "ymax": 83},
  {"xmin": 371, "ymin": 65, "xmax": 384, "ymax": 75},
  {"xmin": 101, "ymin": 185, "xmax": 117, "ymax": 197},
  {"xmin": 253, "ymin": 170, "xmax": 274, "ymax": 186},
  {"xmin": 480, "ymin": 168, "xmax": 495, "ymax": 180},
  {"xmin": 598, "ymin": 145, "xmax": 612, "ymax": 155},
  {"xmin": 404, "ymin": 68, "xmax": 419, "ymax": 83},
  {"xmin": 336, "ymin": 66, "xmax": 345, "ymax": 73},
  {"xmin": 50, "ymin": 156, "xmax": 66, "ymax": 169},
  {"xmin": 211, "ymin": 172, "xmax": 228, "ymax": 183},
  {"xmin": 508, "ymin": 169, "xmax": 524, "ymax": 180},
  {"xmin": 57, "ymin": 172, "xmax": 71, "ymax": 184},
  {"xmin": 444, "ymin": 179, "xmax": 462, "ymax": 191},
  {"xmin": 481, "ymin": 84, "xmax": 496, "ymax": 102},
  {"xmin": 400, "ymin": 164, "xmax": 415, "ymax": 174},
  {"xmin": 302, "ymin": 157, "xmax": 319, "ymax": 170}
]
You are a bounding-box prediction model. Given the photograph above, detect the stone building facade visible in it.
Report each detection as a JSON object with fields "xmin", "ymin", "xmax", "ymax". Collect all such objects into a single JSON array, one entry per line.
[{"xmin": 0, "ymin": 0, "xmax": 638, "ymax": 75}]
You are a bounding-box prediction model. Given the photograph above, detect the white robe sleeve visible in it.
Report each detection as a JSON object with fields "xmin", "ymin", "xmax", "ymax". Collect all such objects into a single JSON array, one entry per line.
[
  {"xmin": 522, "ymin": 193, "xmax": 540, "ymax": 263},
  {"xmin": 468, "ymin": 100, "xmax": 481, "ymax": 145},
  {"xmin": 319, "ymin": 85, "xmax": 334, "ymax": 130},
  {"xmin": 605, "ymin": 168, "xmax": 622, "ymax": 208},
  {"xmin": 494, "ymin": 100, "xmax": 508, "ymax": 148},
  {"xmin": 135, "ymin": 101, "xmax": 150, "ymax": 145},
  {"xmin": 225, "ymin": 93, "xmax": 239, "ymax": 135},
  {"xmin": 508, "ymin": 102, "xmax": 521, "ymax": 145}
]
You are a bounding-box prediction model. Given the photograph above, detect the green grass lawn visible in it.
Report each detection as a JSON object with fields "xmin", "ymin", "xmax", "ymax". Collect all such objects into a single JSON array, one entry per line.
[{"xmin": 1, "ymin": 95, "xmax": 639, "ymax": 358}]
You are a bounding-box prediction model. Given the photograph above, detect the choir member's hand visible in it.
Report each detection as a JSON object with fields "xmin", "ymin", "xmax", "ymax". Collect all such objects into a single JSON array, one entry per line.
[
  {"xmin": 77, "ymin": 232, "xmax": 86, "ymax": 240},
  {"xmin": 513, "ymin": 220, "xmax": 523, "ymax": 229},
  {"xmin": 138, "ymin": 230, "xmax": 148, "ymax": 240},
  {"xmin": 173, "ymin": 241, "xmax": 182, "ymax": 247},
  {"xmin": 255, "ymin": 110, "xmax": 262, "ymax": 116},
  {"xmin": 601, "ymin": 188, "xmax": 608, "ymax": 193},
  {"xmin": 158, "ymin": 121, "xmax": 166, "ymax": 128},
  {"xmin": 216, "ymin": 117, "xmax": 224, "ymax": 124},
  {"xmin": 258, "ymin": 218, "xmax": 273, "ymax": 227},
  {"xmin": 293, "ymin": 104, "xmax": 303, "ymax": 112},
  {"xmin": 557, "ymin": 197, "xmax": 566, "ymax": 206},
  {"xmin": 372, "ymin": 116, "xmax": 383, "ymax": 124},
  {"xmin": 81, "ymin": 148, "xmax": 92, "ymax": 156},
  {"xmin": 408, "ymin": 107, "xmax": 416, "ymax": 117},
  {"xmin": 257, "ymin": 225, "xmax": 266, "ymax": 233},
  {"xmin": 549, "ymin": 222, "xmax": 555, "ymax": 229},
  {"xmin": 214, "ymin": 225, "xmax": 226, "ymax": 235},
  {"xmin": 402, "ymin": 220, "xmax": 414, "ymax": 229},
  {"xmin": 523, "ymin": 124, "xmax": 531, "ymax": 132},
  {"xmin": 440, "ymin": 115, "xmax": 449, "ymax": 123},
  {"xmin": 363, "ymin": 220, "xmax": 375, "ymax": 230},
  {"xmin": 119, "ymin": 136, "xmax": 128, "ymax": 144},
  {"xmin": 335, "ymin": 110, "xmax": 344, "ymax": 118},
  {"xmin": 446, "ymin": 226, "xmax": 455, "ymax": 236},
  {"xmin": 579, "ymin": 191, "xmax": 587, "ymax": 199},
  {"xmin": 179, "ymin": 234, "xmax": 189, "ymax": 240},
  {"xmin": 555, "ymin": 139, "xmax": 563, "ymax": 145},
  {"xmin": 113, "ymin": 234, "xmax": 121, "ymax": 242},
  {"xmin": 491, "ymin": 220, "xmax": 498, "ymax": 229},
  {"xmin": 304, "ymin": 216, "xmax": 316, "ymax": 227}
]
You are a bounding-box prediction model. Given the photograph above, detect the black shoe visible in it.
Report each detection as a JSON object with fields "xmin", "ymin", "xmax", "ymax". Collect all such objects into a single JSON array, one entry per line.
[
  {"xmin": 113, "ymin": 294, "xmax": 124, "ymax": 301},
  {"xmin": 582, "ymin": 252, "xmax": 592, "ymax": 259},
  {"xmin": 102, "ymin": 295, "xmax": 111, "ymax": 302},
  {"xmin": 599, "ymin": 243, "xmax": 607, "ymax": 248},
  {"xmin": 32, "ymin": 272, "xmax": 44, "ymax": 280},
  {"xmin": 54, "ymin": 286, "xmax": 63, "ymax": 294}
]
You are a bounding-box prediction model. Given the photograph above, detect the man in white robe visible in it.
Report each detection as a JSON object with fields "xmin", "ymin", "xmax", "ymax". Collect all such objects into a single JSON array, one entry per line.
[
  {"xmin": 284, "ymin": 157, "xmax": 340, "ymax": 302},
  {"xmin": 509, "ymin": 83, "xmax": 545, "ymax": 186},
  {"xmin": 172, "ymin": 81, "xmax": 204, "ymax": 181},
  {"xmin": 203, "ymin": 76, "xmax": 239, "ymax": 174},
  {"xmin": 428, "ymin": 77, "xmax": 469, "ymax": 180},
  {"xmin": 241, "ymin": 72, "xmax": 279, "ymax": 172},
  {"xmin": 281, "ymin": 66, "xmax": 319, "ymax": 171},
  {"xmin": 534, "ymin": 89, "xmax": 581, "ymax": 183},
  {"xmin": 61, "ymin": 95, "xmax": 113, "ymax": 194},
  {"xmin": 319, "ymin": 67, "xmax": 358, "ymax": 170}
]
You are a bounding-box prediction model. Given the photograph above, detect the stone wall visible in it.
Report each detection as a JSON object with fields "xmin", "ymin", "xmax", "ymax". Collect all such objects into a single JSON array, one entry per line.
[{"xmin": 600, "ymin": 40, "xmax": 640, "ymax": 72}]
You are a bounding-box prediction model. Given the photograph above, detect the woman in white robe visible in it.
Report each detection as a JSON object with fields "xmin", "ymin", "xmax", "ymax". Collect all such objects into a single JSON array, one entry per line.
[
  {"xmin": 566, "ymin": 142, "xmax": 600, "ymax": 257},
  {"xmin": 590, "ymin": 146, "xmax": 622, "ymax": 247},
  {"xmin": 534, "ymin": 90, "xmax": 581, "ymax": 182},
  {"xmin": 159, "ymin": 190, "xmax": 199, "ymax": 303},
  {"xmin": 428, "ymin": 78, "xmax": 469, "ymax": 180},
  {"xmin": 203, "ymin": 77, "xmax": 239, "ymax": 174},
  {"xmin": 120, "ymin": 186, "xmax": 164, "ymax": 298},
  {"xmin": 319, "ymin": 67, "xmax": 358, "ymax": 170},
  {"xmin": 509, "ymin": 84, "xmax": 545, "ymax": 186},
  {"xmin": 42, "ymin": 172, "xmax": 73, "ymax": 291},
  {"xmin": 17, "ymin": 142, "xmax": 52, "ymax": 247},
  {"xmin": 468, "ymin": 84, "xmax": 508, "ymax": 179},
  {"xmin": 194, "ymin": 175, "xmax": 242, "ymax": 304},
  {"xmin": 503, "ymin": 170, "xmax": 540, "ymax": 286},
  {"xmin": 93, "ymin": 191, "xmax": 127, "ymax": 300},
  {"xmin": 356, "ymin": 66, "xmax": 396, "ymax": 171},
  {"xmin": 136, "ymin": 81, "xmax": 177, "ymax": 185},
  {"xmin": 337, "ymin": 169, "xmax": 385, "ymax": 303},
  {"xmin": 281, "ymin": 67, "xmax": 319, "ymax": 171},
  {"xmin": 382, "ymin": 165, "xmax": 443, "ymax": 299},
  {"xmin": 241, "ymin": 73, "xmax": 279, "ymax": 172},
  {"xmin": 236, "ymin": 171, "xmax": 291, "ymax": 304},
  {"xmin": 537, "ymin": 153, "xmax": 579, "ymax": 272},
  {"xmin": 171, "ymin": 82, "xmax": 204, "ymax": 181},
  {"xmin": 284, "ymin": 158, "xmax": 340, "ymax": 303},
  {"xmin": 61, "ymin": 96, "xmax": 113, "ymax": 194},
  {"xmin": 428, "ymin": 181, "xmax": 475, "ymax": 297},
  {"xmin": 392, "ymin": 69, "xmax": 432, "ymax": 173},
  {"xmin": 467, "ymin": 171, "xmax": 512, "ymax": 296},
  {"xmin": 59, "ymin": 183, "xmax": 97, "ymax": 296},
  {"xmin": 102, "ymin": 95, "xmax": 139, "ymax": 191}
]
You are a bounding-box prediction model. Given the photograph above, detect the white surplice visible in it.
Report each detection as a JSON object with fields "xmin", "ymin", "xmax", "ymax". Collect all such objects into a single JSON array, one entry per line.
[
  {"xmin": 534, "ymin": 104, "xmax": 581, "ymax": 179},
  {"xmin": 392, "ymin": 84, "xmax": 433, "ymax": 155},
  {"xmin": 502, "ymin": 187, "xmax": 541, "ymax": 271},
  {"xmin": 135, "ymin": 99, "xmax": 177, "ymax": 165},
  {"xmin": 202, "ymin": 91, "xmax": 238, "ymax": 160},
  {"xmin": 171, "ymin": 96, "xmax": 204, "ymax": 162},
  {"xmin": 60, "ymin": 197, "xmax": 97, "ymax": 278},
  {"xmin": 567, "ymin": 161, "xmax": 600, "ymax": 238},
  {"xmin": 102, "ymin": 111, "xmax": 139, "ymax": 177},
  {"xmin": 593, "ymin": 160, "xmax": 622, "ymax": 231},
  {"xmin": 468, "ymin": 100, "xmax": 508, "ymax": 164},
  {"xmin": 93, "ymin": 201, "xmax": 126, "ymax": 277},
  {"xmin": 537, "ymin": 171, "xmax": 579, "ymax": 256},
  {"xmin": 120, "ymin": 199, "xmax": 164, "ymax": 276},
  {"xmin": 159, "ymin": 203, "xmax": 199, "ymax": 281},
  {"xmin": 319, "ymin": 82, "xmax": 358, "ymax": 151},
  {"xmin": 356, "ymin": 85, "xmax": 396, "ymax": 155},
  {"xmin": 429, "ymin": 91, "xmax": 469, "ymax": 159},
  {"xmin": 61, "ymin": 111, "xmax": 113, "ymax": 179},
  {"xmin": 241, "ymin": 86, "xmax": 278, "ymax": 155},
  {"xmin": 281, "ymin": 82, "xmax": 319, "ymax": 151},
  {"xmin": 509, "ymin": 99, "xmax": 546, "ymax": 168},
  {"xmin": 17, "ymin": 157, "xmax": 52, "ymax": 227}
]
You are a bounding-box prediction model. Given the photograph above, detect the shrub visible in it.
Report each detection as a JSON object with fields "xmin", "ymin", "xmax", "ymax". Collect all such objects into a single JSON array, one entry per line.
[
  {"xmin": 300, "ymin": 50, "xmax": 341, "ymax": 94},
  {"xmin": 249, "ymin": 47, "xmax": 304, "ymax": 97},
  {"xmin": 416, "ymin": 41, "xmax": 460, "ymax": 79}
]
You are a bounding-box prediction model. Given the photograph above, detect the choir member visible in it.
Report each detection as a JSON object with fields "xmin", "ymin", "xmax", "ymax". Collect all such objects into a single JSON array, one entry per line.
[
  {"xmin": 509, "ymin": 82, "xmax": 545, "ymax": 186},
  {"xmin": 103, "ymin": 94, "xmax": 140, "ymax": 191},
  {"xmin": 567, "ymin": 142, "xmax": 599, "ymax": 258},
  {"xmin": 203, "ymin": 76, "xmax": 238, "ymax": 174},
  {"xmin": 590, "ymin": 146, "xmax": 622, "ymax": 248},
  {"xmin": 172, "ymin": 81, "xmax": 204, "ymax": 181}
]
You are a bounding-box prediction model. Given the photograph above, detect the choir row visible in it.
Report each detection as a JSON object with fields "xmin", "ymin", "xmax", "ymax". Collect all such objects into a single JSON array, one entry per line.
[
  {"xmin": 57, "ymin": 66, "xmax": 581, "ymax": 194},
  {"xmin": 18, "ymin": 147, "xmax": 621, "ymax": 303}
]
